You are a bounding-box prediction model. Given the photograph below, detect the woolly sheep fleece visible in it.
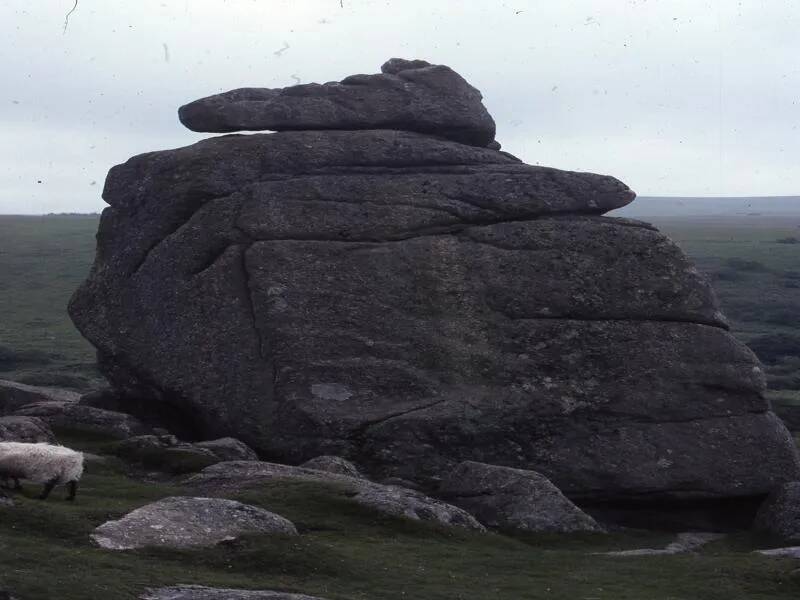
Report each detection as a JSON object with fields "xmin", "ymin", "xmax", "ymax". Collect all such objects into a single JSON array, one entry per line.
[{"xmin": 0, "ymin": 442, "xmax": 84, "ymax": 484}]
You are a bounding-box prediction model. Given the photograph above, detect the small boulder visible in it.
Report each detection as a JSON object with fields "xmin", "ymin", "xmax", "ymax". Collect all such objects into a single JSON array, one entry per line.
[
  {"xmin": 439, "ymin": 461, "xmax": 602, "ymax": 533},
  {"xmin": 299, "ymin": 455, "xmax": 362, "ymax": 478},
  {"xmin": 142, "ymin": 586, "xmax": 328, "ymax": 599},
  {"xmin": 194, "ymin": 437, "xmax": 258, "ymax": 462},
  {"xmin": 114, "ymin": 435, "xmax": 220, "ymax": 474},
  {"xmin": 0, "ymin": 379, "xmax": 80, "ymax": 416},
  {"xmin": 0, "ymin": 416, "xmax": 55, "ymax": 443},
  {"xmin": 14, "ymin": 401, "xmax": 148, "ymax": 439},
  {"xmin": 753, "ymin": 482, "xmax": 800, "ymax": 542},
  {"xmin": 91, "ymin": 496, "xmax": 297, "ymax": 550},
  {"xmin": 187, "ymin": 461, "xmax": 484, "ymax": 531}
]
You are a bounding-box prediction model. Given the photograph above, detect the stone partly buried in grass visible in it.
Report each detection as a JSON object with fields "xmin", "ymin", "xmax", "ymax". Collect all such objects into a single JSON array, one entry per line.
[
  {"xmin": 69, "ymin": 57, "xmax": 800, "ymax": 519},
  {"xmin": 91, "ymin": 496, "xmax": 297, "ymax": 550},
  {"xmin": 141, "ymin": 586, "xmax": 330, "ymax": 600},
  {"xmin": 187, "ymin": 460, "xmax": 484, "ymax": 531}
]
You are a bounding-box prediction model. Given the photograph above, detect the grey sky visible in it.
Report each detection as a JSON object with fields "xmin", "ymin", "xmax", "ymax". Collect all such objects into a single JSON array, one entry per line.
[{"xmin": 1, "ymin": 0, "xmax": 798, "ymax": 214}]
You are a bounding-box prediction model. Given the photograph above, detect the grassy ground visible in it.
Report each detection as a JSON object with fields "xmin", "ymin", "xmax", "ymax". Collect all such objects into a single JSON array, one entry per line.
[{"xmin": 1, "ymin": 430, "xmax": 799, "ymax": 600}]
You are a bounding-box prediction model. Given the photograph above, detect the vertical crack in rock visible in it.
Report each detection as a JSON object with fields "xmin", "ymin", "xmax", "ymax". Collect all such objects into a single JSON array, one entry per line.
[{"xmin": 239, "ymin": 244, "xmax": 278, "ymax": 388}]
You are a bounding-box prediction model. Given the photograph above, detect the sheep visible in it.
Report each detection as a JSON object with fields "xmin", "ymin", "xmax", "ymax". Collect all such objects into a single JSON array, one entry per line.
[{"xmin": 0, "ymin": 442, "xmax": 84, "ymax": 501}]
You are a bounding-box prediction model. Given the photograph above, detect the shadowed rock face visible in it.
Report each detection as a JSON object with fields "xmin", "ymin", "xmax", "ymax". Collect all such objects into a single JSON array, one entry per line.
[
  {"xmin": 69, "ymin": 58, "xmax": 800, "ymax": 506},
  {"xmin": 753, "ymin": 482, "xmax": 800, "ymax": 542},
  {"xmin": 178, "ymin": 58, "xmax": 496, "ymax": 146},
  {"xmin": 440, "ymin": 461, "xmax": 603, "ymax": 533}
]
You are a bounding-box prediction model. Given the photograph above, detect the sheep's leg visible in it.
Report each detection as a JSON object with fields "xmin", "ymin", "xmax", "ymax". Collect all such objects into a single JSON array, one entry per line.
[
  {"xmin": 66, "ymin": 481, "xmax": 77, "ymax": 501},
  {"xmin": 39, "ymin": 478, "xmax": 58, "ymax": 500}
]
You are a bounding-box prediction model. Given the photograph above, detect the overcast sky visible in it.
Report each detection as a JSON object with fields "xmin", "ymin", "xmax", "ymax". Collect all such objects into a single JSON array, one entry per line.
[{"xmin": 1, "ymin": 0, "xmax": 798, "ymax": 214}]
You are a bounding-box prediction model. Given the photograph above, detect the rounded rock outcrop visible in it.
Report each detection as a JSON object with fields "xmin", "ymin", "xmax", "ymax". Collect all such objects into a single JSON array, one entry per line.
[{"xmin": 69, "ymin": 58, "xmax": 800, "ymax": 518}]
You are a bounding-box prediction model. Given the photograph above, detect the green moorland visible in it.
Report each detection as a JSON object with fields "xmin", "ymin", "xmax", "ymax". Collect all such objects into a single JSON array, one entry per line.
[
  {"xmin": 0, "ymin": 428, "xmax": 799, "ymax": 600},
  {"xmin": 650, "ymin": 215, "xmax": 800, "ymax": 416},
  {"xmin": 0, "ymin": 215, "xmax": 101, "ymax": 389},
  {"xmin": 0, "ymin": 213, "xmax": 799, "ymax": 599}
]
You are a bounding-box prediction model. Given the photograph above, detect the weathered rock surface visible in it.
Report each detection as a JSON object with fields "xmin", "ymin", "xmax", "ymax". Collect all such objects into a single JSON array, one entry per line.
[
  {"xmin": 14, "ymin": 401, "xmax": 148, "ymax": 439},
  {"xmin": 0, "ymin": 379, "xmax": 80, "ymax": 416},
  {"xmin": 142, "ymin": 586, "xmax": 328, "ymax": 600},
  {"xmin": 113, "ymin": 435, "xmax": 219, "ymax": 473},
  {"xmin": 187, "ymin": 461, "xmax": 484, "ymax": 531},
  {"xmin": 69, "ymin": 58, "xmax": 800, "ymax": 512},
  {"xmin": 300, "ymin": 455, "xmax": 362, "ymax": 478},
  {"xmin": 0, "ymin": 416, "xmax": 55, "ymax": 443},
  {"xmin": 603, "ymin": 532, "xmax": 725, "ymax": 556},
  {"xmin": 753, "ymin": 482, "xmax": 800, "ymax": 542},
  {"xmin": 114, "ymin": 434, "xmax": 257, "ymax": 472},
  {"xmin": 440, "ymin": 461, "xmax": 602, "ymax": 532},
  {"xmin": 194, "ymin": 437, "xmax": 258, "ymax": 461},
  {"xmin": 179, "ymin": 58, "xmax": 496, "ymax": 146},
  {"xmin": 91, "ymin": 496, "xmax": 297, "ymax": 550}
]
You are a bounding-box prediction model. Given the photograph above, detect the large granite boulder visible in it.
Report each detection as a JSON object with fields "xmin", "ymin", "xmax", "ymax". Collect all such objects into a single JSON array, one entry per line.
[
  {"xmin": 91, "ymin": 496, "xmax": 297, "ymax": 550},
  {"xmin": 439, "ymin": 461, "xmax": 602, "ymax": 533},
  {"xmin": 179, "ymin": 58, "xmax": 496, "ymax": 146},
  {"xmin": 69, "ymin": 58, "xmax": 800, "ymax": 512}
]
